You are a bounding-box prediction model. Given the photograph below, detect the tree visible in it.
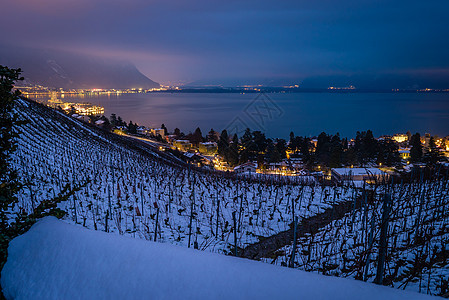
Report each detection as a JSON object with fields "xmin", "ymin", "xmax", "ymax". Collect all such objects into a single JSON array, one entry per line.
[
  {"xmin": 217, "ymin": 130, "xmax": 229, "ymax": 158},
  {"xmin": 117, "ymin": 116, "xmax": 125, "ymax": 127},
  {"xmin": 275, "ymin": 139, "xmax": 287, "ymax": 160},
  {"xmin": 410, "ymin": 133, "xmax": 422, "ymax": 162},
  {"xmin": 228, "ymin": 134, "xmax": 240, "ymax": 166},
  {"xmin": 288, "ymin": 132, "xmax": 300, "ymax": 153},
  {"xmin": 0, "ymin": 66, "xmax": 26, "ymax": 284},
  {"xmin": 329, "ymin": 134, "xmax": 343, "ymax": 168},
  {"xmin": 313, "ymin": 132, "xmax": 343, "ymax": 168},
  {"xmin": 99, "ymin": 116, "xmax": 112, "ymax": 131},
  {"xmin": 161, "ymin": 124, "xmax": 168, "ymax": 136},
  {"xmin": 206, "ymin": 129, "xmax": 218, "ymax": 142},
  {"xmin": 189, "ymin": 127, "xmax": 203, "ymax": 146},
  {"xmin": 128, "ymin": 121, "xmax": 137, "ymax": 134},
  {"xmin": 240, "ymin": 128, "xmax": 253, "ymax": 149},
  {"xmin": 0, "ymin": 67, "xmax": 88, "ymax": 293},
  {"xmin": 300, "ymin": 137, "xmax": 312, "ymax": 162},
  {"xmin": 173, "ymin": 128, "xmax": 182, "ymax": 138},
  {"xmin": 265, "ymin": 139, "xmax": 281, "ymax": 163},
  {"xmin": 376, "ymin": 138, "xmax": 400, "ymax": 166},
  {"xmin": 239, "ymin": 128, "xmax": 254, "ymax": 162},
  {"xmin": 423, "ymin": 136, "xmax": 441, "ymax": 164},
  {"xmin": 286, "ymin": 135, "xmax": 302, "ymax": 158},
  {"xmin": 343, "ymin": 147, "xmax": 358, "ymax": 166},
  {"xmin": 252, "ymin": 131, "xmax": 267, "ymax": 157},
  {"xmin": 354, "ymin": 130, "xmax": 378, "ymax": 165},
  {"xmin": 0, "ymin": 66, "xmax": 24, "ymax": 231},
  {"xmin": 315, "ymin": 132, "xmax": 331, "ymax": 166},
  {"xmin": 110, "ymin": 113, "xmax": 118, "ymax": 127}
]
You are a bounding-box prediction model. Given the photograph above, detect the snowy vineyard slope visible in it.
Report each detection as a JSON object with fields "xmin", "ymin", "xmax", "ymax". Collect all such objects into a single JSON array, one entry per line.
[
  {"xmin": 1, "ymin": 217, "xmax": 433, "ymax": 300},
  {"xmin": 10, "ymin": 98, "xmax": 354, "ymax": 253},
  {"xmin": 6, "ymin": 98, "xmax": 448, "ymax": 297},
  {"xmin": 267, "ymin": 181, "xmax": 449, "ymax": 296}
]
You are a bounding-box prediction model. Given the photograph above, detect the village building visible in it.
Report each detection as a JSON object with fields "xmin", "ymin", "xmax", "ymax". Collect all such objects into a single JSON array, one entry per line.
[
  {"xmin": 331, "ymin": 167, "xmax": 388, "ymax": 184},
  {"xmin": 392, "ymin": 134, "xmax": 408, "ymax": 144},
  {"xmin": 421, "ymin": 133, "xmax": 431, "ymax": 152},
  {"xmin": 173, "ymin": 140, "xmax": 192, "ymax": 152},
  {"xmin": 165, "ymin": 134, "xmax": 178, "ymax": 143},
  {"xmin": 150, "ymin": 128, "xmax": 165, "ymax": 138},
  {"xmin": 234, "ymin": 162, "xmax": 257, "ymax": 174},
  {"xmin": 398, "ymin": 148, "xmax": 411, "ymax": 160},
  {"xmin": 198, "ymin": 142, "xmax": 218, "ymax": 155},
  {"xmin": 94, "ymin": 119, "xmax": 105, "ymax": 128},
  {"xmin": 137, "ymin": 126, "xmax": 149, "ymax": 135},
  {"xmin": 76, "ymin": 115, "xmax": 90, "ymax": 122}
]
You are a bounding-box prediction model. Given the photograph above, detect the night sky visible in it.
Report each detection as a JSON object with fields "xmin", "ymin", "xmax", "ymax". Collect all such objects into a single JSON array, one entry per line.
[{"xmin": 2, "ymin": 0, "xmax": 449, "ymax": 86}]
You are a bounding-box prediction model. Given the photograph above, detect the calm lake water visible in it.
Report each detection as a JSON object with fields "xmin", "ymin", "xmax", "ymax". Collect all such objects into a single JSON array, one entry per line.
[{"xmin": 51, "ymin": 92, "xmax": 449, "ymax": 139}]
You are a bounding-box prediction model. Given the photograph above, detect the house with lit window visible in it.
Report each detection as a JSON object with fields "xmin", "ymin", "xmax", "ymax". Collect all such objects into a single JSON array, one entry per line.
[
  {"xmin": 173, "ymin": 140, "xmax": 192, "ymax": 152},
  {"xmin": 234, "ymin": 162, "xmax": 257, "ymax": 174},
  {"xmin": 331, "ymin": 167, "xmax": 388, "ymax": 184},
  {"xmin": 398, "ymin": 148, "xmax": 411, "ymax": 160},
  {"xmin": 150, "ymin": 128, "xmax": 165, "ymax": 138},
  {"xmin": 198, "ymin": 142, "xmax": 217, "ymax": 155}
]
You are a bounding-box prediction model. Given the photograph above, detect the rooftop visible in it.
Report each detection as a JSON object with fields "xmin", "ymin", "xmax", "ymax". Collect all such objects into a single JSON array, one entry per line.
[{"xmin": 332, "ymin": 167, "xmax": 386, "ymax": 176}]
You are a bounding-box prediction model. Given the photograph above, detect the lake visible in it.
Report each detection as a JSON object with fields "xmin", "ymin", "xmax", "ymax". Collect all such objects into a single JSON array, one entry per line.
[{"xmin": 47, "ymin": 92, "xmax": 449, "ymax": 139}]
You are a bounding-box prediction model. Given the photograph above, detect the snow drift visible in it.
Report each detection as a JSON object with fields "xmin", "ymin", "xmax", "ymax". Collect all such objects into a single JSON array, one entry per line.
[{"xmin": 2, "ymin": 217, "xmax": 431, "ymax": 300}]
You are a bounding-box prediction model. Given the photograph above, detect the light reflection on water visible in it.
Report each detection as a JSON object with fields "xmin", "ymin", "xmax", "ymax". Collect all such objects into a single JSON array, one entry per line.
[{"xmin": 31, "ymin": 92, "xmax": 449, "ymax": 139}]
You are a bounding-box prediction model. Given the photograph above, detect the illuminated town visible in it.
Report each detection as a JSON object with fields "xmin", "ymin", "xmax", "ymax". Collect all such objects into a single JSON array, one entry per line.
[
  {"xmin": 26, "ymin": 88, "xmax": 447, "ymax": 180},
  {"xmin": 12, "ymin": 85, "xmax": 449, "ymax": 180}
]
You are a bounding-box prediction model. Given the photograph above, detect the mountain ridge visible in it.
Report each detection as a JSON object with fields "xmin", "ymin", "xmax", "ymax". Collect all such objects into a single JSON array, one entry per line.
[{"xmin": 0, "ymin": 46, "xmax": 160, "ymax": 89}]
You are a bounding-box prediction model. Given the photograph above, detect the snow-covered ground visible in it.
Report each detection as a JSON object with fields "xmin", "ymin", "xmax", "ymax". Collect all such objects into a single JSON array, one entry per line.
[
  {"xmin": 265, "ymin": 179, "xmax": 449, "ymax": 296},
  {"xmin": 5, "ymin": 98, "xmax": 448, "ymax": 297},
  {"xmin": 1, "ymin": 217, "xmax": 433, "ymax": 300},
  {"xmin": 10, "ymin": 98, "xmax": 353, "ymax": 254}
]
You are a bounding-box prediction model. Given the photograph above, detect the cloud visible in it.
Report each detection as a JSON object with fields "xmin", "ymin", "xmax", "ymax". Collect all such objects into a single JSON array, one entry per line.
[{"xmin": 1, "ymin": 0, "xmax": 448, "ymax": 85}]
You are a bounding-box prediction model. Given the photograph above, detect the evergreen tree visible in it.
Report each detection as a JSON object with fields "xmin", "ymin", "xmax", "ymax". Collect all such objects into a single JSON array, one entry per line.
[
  {"xmin": 289, "ymin": 131, "xmax": 295, "ymax": 145},
  {"xmin": 343, "ymin": 147, "xmax": 358, "ymax": 166},
  {"xmin": 173, "ymin": 128, "xmax": 182, "ymax": 138},
  {"xmin": 190, "ymin": 127, "xmax": 203, "ymax": 146},
  {"xmin": 288, "ymin": 132, "xmax": 299, "ymax": 153},
  {"xmin": 217, "ymin": 130, "xmax": 229, "ymax": 158},
  {"xmin": 206, "ymin": 129, "xmax": 218, "ymax": 142},
  {"xmin": 100, "ymin": 116, "xmax": 112, "ymax": 131},
  {"xmin": 315, "ymin": 132, "xmax": 331, "ymax": 166},
  {"xmin": 410, "ymin": 133, "xmax": 423, "ymax": 162},
  {"xmin": 252, "ymin": 131, "xmax": 267, "ymax": 156},
  {"xmin": 239, "ymin": 128, "xmax": 254, "ymax": 162},
  {"xmin": 128, "ymin": 121, "xmax": 137, "ymax": 134},
  {"xmin": 117, "ymin": 116, "xmax": 125, "ymax": 127},
  {"xmin": 110, "ymin": 113, "xmax": 118, "ymax": 127},
  {"xmin": 329, "ymin": 134, "xmax": 343, "ymax": 168},
  {"xmin": 354, "ymin": 130, "xmax": 378, "ymax": 165},
  {"xmin": 275, "ymin": 139, "xmax": 287, "ymax": 160},
  {"xmin": 265, "ymin": 139, "xmax": 281, "ymax": 163},
  {"xmin": 0, "ymin": 66, "xmax": 24, "ymax": 231},
  {"xmin": 228, "ymin": 134, "xmax": 240, "ymax": 166},
  {"xmin": 0, "ymin": 66, "xmax": 96, "ymax": 289},
  {"xmin": 300, "ymin": 137, "xmax": 312, "ymax": 162},
  {"xmin": 161, "ymin": 124, "xmax": 168, "ymax": 136},
  {"xmin": 376, "ymin": 138, "xmax": 400, "ymax": 166},
  {"xmin": 240, "ymin": 128, "xmax": 253, "ymax": 149},
  {"xmin": 424, "ymin": 136, "xmax": 440, "ymax": 164}
]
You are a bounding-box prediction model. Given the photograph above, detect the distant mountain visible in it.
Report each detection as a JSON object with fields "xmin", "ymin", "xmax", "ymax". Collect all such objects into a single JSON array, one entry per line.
[
  {"xmin": 186, "ymin": 77, "xmax": 301, "ymax": 88},
  {"xmin": 188, "ymin": 72, "xmax": 449, "ymax": 90},
  {"xmin": 300, "ymin": 73, "xmax": 449, "ymax": 90},
  {"xmin": 0, "ymin": 46, "xmax": 159, "ymax": 89}
]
